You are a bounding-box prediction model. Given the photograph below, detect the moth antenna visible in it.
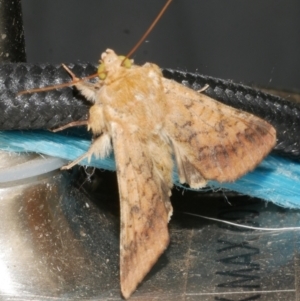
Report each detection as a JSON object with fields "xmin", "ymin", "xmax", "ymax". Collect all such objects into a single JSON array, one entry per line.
[
  {"xmin": 17, "ymin": 66, "xmax": 100, "ymax": 96},
  {"xmin": 18, "ymin": 81, "xmax": 78, "ymax": 96},
  {"xmin": 19, "ymin": 1, "xmax": 172, "ymax": 94},
  {"xmin": 122, "ymin": 0, "xmax": 172, "ymax": 66}
]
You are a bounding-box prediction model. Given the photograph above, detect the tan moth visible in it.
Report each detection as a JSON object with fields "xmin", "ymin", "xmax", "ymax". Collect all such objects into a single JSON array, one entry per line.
[{"xmin": 20, "ymin": 0, "xmax": 276, "ymax": 298}]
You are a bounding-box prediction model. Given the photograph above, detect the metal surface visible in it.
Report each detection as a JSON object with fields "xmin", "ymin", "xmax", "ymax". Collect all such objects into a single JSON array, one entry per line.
[
  {"xmin": 0, "ymin": 154, "xmax": 120, "ymax": 300},
  {"xmin": 0, "ymin": 158, "xmax": 299, "ymax": 300}
]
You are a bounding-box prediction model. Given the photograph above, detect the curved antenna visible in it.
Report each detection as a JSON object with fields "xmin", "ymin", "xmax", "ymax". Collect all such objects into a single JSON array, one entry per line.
[
  {"xmin": 122, "ymin": 0, "xmax": 172, "ymax": 65},
  {"xmin": 19, "ymin": 0, "xmax": 173, "ymax": 95},
  {"xmin": 18, "ymin": 71, "xmax": 99, "ymax": 96}
]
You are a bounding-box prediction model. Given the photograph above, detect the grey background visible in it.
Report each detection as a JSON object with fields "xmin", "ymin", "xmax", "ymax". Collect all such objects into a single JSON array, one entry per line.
[{"xmin": 21, "ymin": 1, "xmax": 300, "ymax": 90}]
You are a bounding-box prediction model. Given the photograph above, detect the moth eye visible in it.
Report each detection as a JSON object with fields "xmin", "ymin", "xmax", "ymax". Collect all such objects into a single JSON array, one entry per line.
[
  {"xmin": 119, "ymin": 56, "xmax": 132, "ymax": 68},
  {"xmin": 97, "ymin": 62, "xmax": 107, "ymax": 80}
]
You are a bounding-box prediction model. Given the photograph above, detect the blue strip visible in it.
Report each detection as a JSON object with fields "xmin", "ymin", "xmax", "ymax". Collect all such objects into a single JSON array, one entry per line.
[{"xmin": 0, "ymin": 130, "xmax": 299, "ymax": 208}]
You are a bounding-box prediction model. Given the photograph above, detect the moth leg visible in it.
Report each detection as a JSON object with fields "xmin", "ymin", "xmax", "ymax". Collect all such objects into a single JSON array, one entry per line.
[
  {"xmin": 197, "ymin": 84, "xmax": 209, "ymax": 93},
  {"xmin": 62, "ymin": 63, "xmax": 80, "ymax": 81},
  {"xmin": 51, "ymin": 120, "xmax": 88, "ymax": 132},
  {"xmin": 61, "ymin": 153, "xmax": 90, "ymax": 170},
  {"xmin": 63, "ymin": 64, "xmax": 102, "ymax": 103},
  {"xmin": 61, "ymin": 133, "xmax": 111, "ymax": 170}
]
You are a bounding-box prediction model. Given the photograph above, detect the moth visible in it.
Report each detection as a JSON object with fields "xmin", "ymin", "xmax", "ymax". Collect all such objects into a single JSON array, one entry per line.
[
  {"xmin": 56, "ymin": 50, "xmax": 275, "ymax": 298},
  {"xmin": 20, "ymin": 2, "xmax": 276, "ymax": 299}
]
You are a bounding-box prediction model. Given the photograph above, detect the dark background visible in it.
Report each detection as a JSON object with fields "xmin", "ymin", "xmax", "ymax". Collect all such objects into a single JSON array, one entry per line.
[{"xmin": 21, "ymin": 1, "xmax": 300, "ymax": 91}]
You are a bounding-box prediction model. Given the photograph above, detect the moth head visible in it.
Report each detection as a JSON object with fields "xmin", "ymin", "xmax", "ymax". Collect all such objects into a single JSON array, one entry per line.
[{"xmin": 98, "ymin": 49, "xmax": 133, "ymax": 80}]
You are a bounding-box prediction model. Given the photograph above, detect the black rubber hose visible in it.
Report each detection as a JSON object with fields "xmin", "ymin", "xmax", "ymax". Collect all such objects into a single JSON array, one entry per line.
[
  {"xmin": 0, "ymin": 63, "xmax": 92, "ymax": 130},
  {"xmin": 0, "ymin": 63, "xmax": 299, "ymax": 161}
]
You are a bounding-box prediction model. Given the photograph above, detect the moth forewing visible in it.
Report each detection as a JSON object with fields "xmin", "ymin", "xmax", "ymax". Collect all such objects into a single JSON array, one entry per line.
[
  {"xmin": 111, "ymin": 122, "xmax": 172, "ymax": 299},
  {"xmin": 162, "ymin": 78, "xmax": 276, "ymax": 184}
]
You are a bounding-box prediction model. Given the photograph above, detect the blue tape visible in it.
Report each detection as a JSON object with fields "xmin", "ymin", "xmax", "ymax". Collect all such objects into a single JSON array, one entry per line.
[{"xmin": 0, "ymin": 130, "xmax": 299, "ymax": 208}]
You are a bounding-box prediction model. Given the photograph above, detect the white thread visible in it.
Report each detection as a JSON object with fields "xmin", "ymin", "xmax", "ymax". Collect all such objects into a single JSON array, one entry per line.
[{"xmin": 183, "ymin": 212, "xmax": 300, "ymax": 231}]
